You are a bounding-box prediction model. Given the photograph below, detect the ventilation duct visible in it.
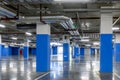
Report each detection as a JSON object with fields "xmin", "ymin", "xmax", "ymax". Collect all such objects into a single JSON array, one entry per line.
[{"xmin": 0, "ymin": 6, "xmax": 16, "ymax": 17}]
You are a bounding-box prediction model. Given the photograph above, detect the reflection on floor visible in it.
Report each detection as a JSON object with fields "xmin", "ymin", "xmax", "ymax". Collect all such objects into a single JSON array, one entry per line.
[
  {"xmin": 0, "ymin": 55, "xmax": 120, "ymax": 80},
  {"xmin": 0, "ymin": 56, "xmax": 42, "ymax": 80}
]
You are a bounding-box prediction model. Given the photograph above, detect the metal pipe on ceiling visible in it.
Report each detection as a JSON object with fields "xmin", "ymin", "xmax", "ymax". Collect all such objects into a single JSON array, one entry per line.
[
  {"xmin": 0, "ymin": 32, "xmax": 70, "ymax": 34},
  {"xmin": 60, "ymin": 18, "xmax": 80, "ymax": 35},
  {"xmin": 0, "ymin": 6, "xmax": 16, "ymax": 17},
  {"xmin": 113, "ymin": 17, "xmax": 120, "ymax": 26},
  {"xmin": 2, "ymin": 0, "xmax": 120, "ymax": 5},
  {"xmin": 63, "ymin": 8, "xmax": 120, "ymax": 12},
  {"xmin": 72, "ymin": 17, "xmax": 119, "ymax": 20}
]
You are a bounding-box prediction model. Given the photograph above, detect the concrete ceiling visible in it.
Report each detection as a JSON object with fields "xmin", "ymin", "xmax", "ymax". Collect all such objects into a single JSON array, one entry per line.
[{"xmin": 0, "ymin": 0, "xmax": 120, "ymax": 47}]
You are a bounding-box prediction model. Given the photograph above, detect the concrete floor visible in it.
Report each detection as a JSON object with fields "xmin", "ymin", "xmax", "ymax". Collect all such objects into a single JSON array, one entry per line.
[{"xmin": 0, "ymin": 55, "xmax": 120, "ymax": 80}]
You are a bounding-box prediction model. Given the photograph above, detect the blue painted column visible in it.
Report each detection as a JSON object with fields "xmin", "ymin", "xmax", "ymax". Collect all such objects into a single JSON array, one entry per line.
[
  {"xmin": 76, "ymin": 47, "xmax": 79, "ymax": 57},
  {"xmin": 0, "ymin": 38, "xmax": 2, "ymax": 58},
  {"xmin": 36, "ymin": 23, "xmax": 50, "ymax": 72},
  {"xmin": 114, "ymin": 34, "xmax": 120, "ymax": 62},
  {"xmin": 100, "ymin": 11, "xmax": 113, "ymax": 72},
  {"xmin": 90, "ymin": 48, "xmax": 95, "ymax": 56},
  {"xmin": 52, "ymin": 46, "xmax": 58, "ymax": 55},
  {"xmin": 76, "ymin": 47, "xmax": 79, "ymax": 56},
  {"xmin": 73, "ymin": 46, "xmax": 79, "ymax": 58},
  {"xmin": 4, "ymin": 45, "xmax": 9, "ymax": 57},
  {"xmin": 80, "ymin": 48, "xmax": 84, "ymax": 56},
  {"xmin": 112, "ymin": 48, "xmax": 114, "ymax": 56},
  {"xmin": 8, "ymin": 46, "xmax": 12, "ymax": 56},
  {"xmin": 63, "ymin": 43, "xmax": 70, "ymax": 61},
  {"xmin": 0, "ymin": 35, "xmax": 2, "ymax": 58},
  {"xmin": 23, "ymin": 43, "xmax": 29, "ymax": 59},
  {"xmin": 0, "ymin": 44, "xmax": 2, "ymax": 58}
]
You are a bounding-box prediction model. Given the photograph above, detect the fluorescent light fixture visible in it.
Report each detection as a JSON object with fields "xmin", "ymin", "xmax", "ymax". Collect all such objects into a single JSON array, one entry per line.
[
  {"xmin": 25, "ymin": 32, "xmax": 32, "ymax": 36},
  {"xmin": 81, "ymin": 39, "xmax": 89, "ymax": 42},
  {"xmin": 86, "ymin": 44, "xmax": 91, "ymax": 47},
  {"xmin": 93, "ymin": 42, "xmax": 99, "ymax": 45},
  {"xmin": 11, "ymin": 37, "xmax": 17, "ymax": 40},
  {"xmin": 0, "ymin": 24, "xmax": 6, "ymax": 28},
  {"xmin": 86, "ymin": 22, "xmax": 90, "ymax": 27},
  {"xmin": 82, "ymin": 36, "xmax": 89, "ymax": 39},
  {"xmin": 112, "ymin": 27, "xmax": 119, "ymax": 31},
  {"xmin": 50, "ymin": 42, "xmax": 62, "ymax": 46},
  {"xmin": 22, "ymin": 16, "xmax": 25, "ymax": 19},
  {"xmin": 54, "ymin": 0, "xmax": 90, "ymax": 2},
  {"xmin": 28, "ymin": 40, "xmax": 31, "ymax": 42}
]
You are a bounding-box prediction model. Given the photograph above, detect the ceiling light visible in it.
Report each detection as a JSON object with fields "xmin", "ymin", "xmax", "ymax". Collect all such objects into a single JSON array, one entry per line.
[
  {"xmin": 0, "ymin": 24, "xmax": 6, "ymax": 28},
  {"xmin": 93, "ymin": 42, "xmax": 99, "ymax": 45},
  {"xmin": 81, "ymin": 39, "xmax": 89, "ymax": 42},
  {"xmin": 50, "ymin": 42, "xmax": 62, "ymax": 46},
  {"xmin": 25, "ymin": 32, "xmax": 32, "ymax": 36},
  {"xmin": 82, "ymin": 36, "xmax": 89, "ymax": 39},
  {"xmin": 112, "ymin": 27, "xmax": 119, "ymax": 31},
  {"xmin": 86, "ymin": 22, "xmax": 90, "ymax": 27},
  {"xmin": 28, "ymin": 40, "xmax": 31, "ymax": 42},
  {"xmin": 22, "ymin": 16, "xmax": 25, "ymax": 18},
  {"xmin": 11, "ymin": 37, "xmax": 17, "ymax": 40},
  {"xmin": 86, "ymin": 44, "xmax": 91, "ymax": 47}
]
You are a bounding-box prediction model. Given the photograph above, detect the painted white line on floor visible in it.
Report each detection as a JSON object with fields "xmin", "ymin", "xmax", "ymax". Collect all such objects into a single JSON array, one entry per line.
[
  {"xmin": 114, "ymin": 72, "xmax": 120, "ymax": 79},
  {"xmin": 34, "ymin": 72, "xmax": 50, "ymax": 80}
]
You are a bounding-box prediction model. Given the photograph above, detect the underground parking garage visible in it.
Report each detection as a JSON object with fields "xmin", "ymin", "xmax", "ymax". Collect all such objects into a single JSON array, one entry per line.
[{"xmin": 0, "ymin": 0, "xmax": 120, "ymax": 80}]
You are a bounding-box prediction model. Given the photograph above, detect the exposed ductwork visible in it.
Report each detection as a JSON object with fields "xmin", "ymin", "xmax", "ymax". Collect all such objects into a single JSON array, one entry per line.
[
  {"xmin": 60, "ymin": 19, "xmax": 80, "ymax": 35},
  {"xmin": 63, "ymin": 8, "xmax": 120, "ymax": 12},
  {"xmin": 18, "ymin": 16, "xmax": 80, "ymax": 35},
  {"xmin": 0, "ymin": 6, "xmax": 16, "ymax": 17}
]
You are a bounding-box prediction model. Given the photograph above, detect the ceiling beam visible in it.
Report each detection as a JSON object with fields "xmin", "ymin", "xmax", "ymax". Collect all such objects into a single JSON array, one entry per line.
[
  {"xmin": 72, "ymin": 17, "xmax": 119, "ymax": 20},
  {"xmin": 63, "ymin": 8, "xmax": 120, "ymax": 12}
]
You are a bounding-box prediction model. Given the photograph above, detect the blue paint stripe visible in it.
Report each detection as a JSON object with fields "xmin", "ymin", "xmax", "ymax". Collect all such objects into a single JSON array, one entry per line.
[
  {"xmin": 114, "ymin": 43, "xmax": 120, "ymax": 62},
  {"xmin": 63, "ymin": 43, "xmax": 69, "ymax": 61},
  {"xmin": 100, "ymin": 34, "xmax": 113, "ymax": 72},
  {"xmin": 36, "ymin": 34, "xmax": 50, "ymax": 72}
]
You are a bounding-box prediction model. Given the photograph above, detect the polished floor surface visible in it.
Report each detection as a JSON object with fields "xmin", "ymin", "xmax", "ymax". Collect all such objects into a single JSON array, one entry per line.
[
  {"xmin": 38, "ymin": 55, "xmax": 120, "ymax": 80},
  {"xmin": 0, "ymin": 54, "xmax": 120, "ymax": 80}
]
